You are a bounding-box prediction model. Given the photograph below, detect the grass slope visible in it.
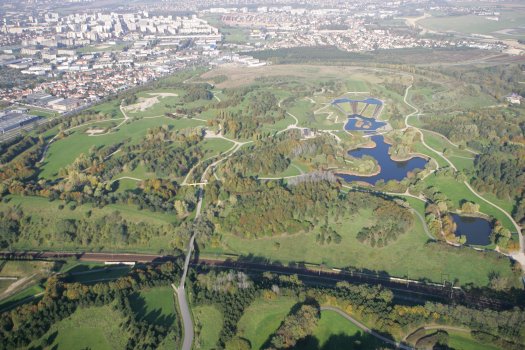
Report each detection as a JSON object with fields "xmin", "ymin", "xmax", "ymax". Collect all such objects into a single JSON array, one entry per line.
[
  {"xmin": 129, "ymin": 286, "xmax": 177, "ymax": 327},
  {"xmin": 207, "ymin": 208, "xmax": 518, "ymax": 287},
  {"xmin": 194, "ymin": 304, "xmax": 223, "ymax": 350},
  {"xmin": 31, "ymin": 304, "xmax": 130, "ymax": 350},
  {"xmin": 294, "ymin": 310, "xmax": 385, "ymax": 350},
  {"xmin": 237, "ymin": 297, "xmax": 298, "ymax": 350}
]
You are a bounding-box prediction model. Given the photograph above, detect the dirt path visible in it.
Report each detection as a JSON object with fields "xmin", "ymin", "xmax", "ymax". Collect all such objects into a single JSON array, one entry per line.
[{"xmin": 0, "ymin": 274, "xmax": 36, "ymax": 300}]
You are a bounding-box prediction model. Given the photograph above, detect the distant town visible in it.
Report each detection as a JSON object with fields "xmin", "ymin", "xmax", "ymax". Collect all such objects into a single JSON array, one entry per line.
[{"xmin": 0, "ymin": 0, "xmax": 522, "ymax": 136}]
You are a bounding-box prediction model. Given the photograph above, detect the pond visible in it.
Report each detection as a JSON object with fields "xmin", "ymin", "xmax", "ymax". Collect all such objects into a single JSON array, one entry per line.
[
  {"xmin": 337, "ymin": 135, "xmax": 428, "ymax": 184},
  {"xmin": 344, "ymin": 114, "xmax": 387, "ymax": 132},
  {"xmin": 451, "ymin": 213, "xmax": 492, "ymax": 246}
]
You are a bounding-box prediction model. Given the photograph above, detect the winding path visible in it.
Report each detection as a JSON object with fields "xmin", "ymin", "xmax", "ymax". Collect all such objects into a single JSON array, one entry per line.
[
  {"xmin": 321, "ymin": 306, "xmax": 413, "ymax": 350},
  {"xmin": 401, "ymin": 74, "xmax": 524, "ymax": 263}
]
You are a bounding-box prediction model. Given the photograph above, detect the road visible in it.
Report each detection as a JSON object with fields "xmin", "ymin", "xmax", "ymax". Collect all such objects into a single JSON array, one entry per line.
[
  {"xmin": 176, "ymin": 185, "xmax": 202, "ymax": 350},
  {"xmin": 321, "ymin": 306, "xmax": 413, "ymax": 350}
]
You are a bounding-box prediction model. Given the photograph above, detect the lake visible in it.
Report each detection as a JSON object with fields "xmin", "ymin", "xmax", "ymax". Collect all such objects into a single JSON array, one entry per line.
[
  {"xmin": 451, "ymin": 213, "xmax": 492, "ymax": 246},
  {"xmin": 337, "ymin": 135, "xmax": 428, "ymax": 184}
]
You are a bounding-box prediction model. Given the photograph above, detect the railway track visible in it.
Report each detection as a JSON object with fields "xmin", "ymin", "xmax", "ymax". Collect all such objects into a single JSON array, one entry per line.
[{"xmin": 0, "ymin": 251, "xmax": 518, "ymax": 310}]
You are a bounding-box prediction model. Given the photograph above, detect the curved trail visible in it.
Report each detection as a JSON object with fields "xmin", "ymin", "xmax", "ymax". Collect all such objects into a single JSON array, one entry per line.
[
  {"xmin": 402, "ymin": 324, "xmax": 469, "ymax": 342},
  {"xmin": 401, "ymin": 74, "xmax": 524, "ymax": 262},
  {"xmin": 321, "ymin": 306, "xmax": 413, "ymax": 350},
  {"xmin": 176, "ymin": 135, "xmax": 252, "ymax": 350}
]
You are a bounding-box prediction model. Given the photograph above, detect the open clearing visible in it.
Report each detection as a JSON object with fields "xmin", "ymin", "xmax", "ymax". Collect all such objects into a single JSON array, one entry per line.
[
  {"xmin": 237, "ymin": 297, "xmax": 298, "ymax": 350},
  {"xmin": 193, "ymin": 304, "xmax": 223, "ymax": 350},
  {"xmin": 30, "ymin": 304, "xmax": 130, "ymax": 350},
  {"xmin": 129, "ymin": 286, "xmax": 177, "ymax": 327},
  {"xmin": 39, "ymin": 116, "xmax": 205, "ymax": 179},
  {"xmin": 295, "ymin": 309, "xmax": 384, "ymax": 350}
]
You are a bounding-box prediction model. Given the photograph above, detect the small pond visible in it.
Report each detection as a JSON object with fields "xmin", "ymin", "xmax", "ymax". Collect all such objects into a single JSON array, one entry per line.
[
  {"xmin": 451, "ymin": 213, "xmax": 492, "ymax": 246},
  {"xmin": 344, "ymin": 114, "xmax": 387, "ymax": 132}
]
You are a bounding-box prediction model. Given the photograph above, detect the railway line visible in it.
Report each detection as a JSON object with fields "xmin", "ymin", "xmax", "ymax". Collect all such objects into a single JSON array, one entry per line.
[{"xmin": 0, "ymin": 250, "xmax": 517, "ymax": 311}]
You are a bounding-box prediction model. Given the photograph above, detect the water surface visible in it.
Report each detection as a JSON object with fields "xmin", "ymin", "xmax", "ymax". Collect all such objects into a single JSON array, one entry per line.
[
  {"xmin": 451, "ymin": 213, "xmax": 492, "ymax": 246},
  {"xmin": 337, "ymin": 135, "xmax": 428, "ymax": 184}
]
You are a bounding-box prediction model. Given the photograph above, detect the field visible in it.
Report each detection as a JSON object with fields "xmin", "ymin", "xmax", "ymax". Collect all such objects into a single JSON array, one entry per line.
[
  {"xmin": 205, "ymin": 207, "xmax": 518, "ymax": 287},
  {"xmin": 406, "ymin": 328, "xmax": 502, "ymax": 350},
  {"xmin": 39, "ymin": 116, "xmax": 206, "ymax": 179},
  {"xmin": 0, "ymin": 283, "xmax": 44, "ymax": 312},
  {"xmin": 193, "ymin": 304, "xmax": 223, "ymax": 350},
  {"xmin": 65, "ymin": 265, "xmax": 132, "ymax": 284},
  {"xmin": 0, "ymin": 195, "xmax": 177, "ymax": 253},
  {"xmin": 419, "ymin": 11, "xmax": 525, "ymax": 39},
  {"xmin": 447, "ymin": 331, "xmax": 502, "ymax": 350},
  {"xmin": 129, "ymin": 286, "xmax": 177, "ymax": 327},
  {"xmin": 236, "ymin": 298, "xmax": 386, "ymax": 350},
  {"xmin": 295, "ymin": 310, "xmax": 385, "ymax": 350},
  {"xmin": 423, "ymin": 174, "xmax": 516, "ymax": 233},
  {"xmin": 236, "ymin": 297, "xmax": 298, "ymax": 350},
  {"xmin": 29, "ymin": 304, "xmax": 131, "ymax": 350}
]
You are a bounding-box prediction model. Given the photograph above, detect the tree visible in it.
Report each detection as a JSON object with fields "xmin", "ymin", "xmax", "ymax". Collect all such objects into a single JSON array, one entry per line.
[
  {"xmin": 225, "ymin": 337, "xmax": 251, "ymax": 350},
  {"xmin": 269, "ymin": 304, "xmax": 320, "ymax": 349}
]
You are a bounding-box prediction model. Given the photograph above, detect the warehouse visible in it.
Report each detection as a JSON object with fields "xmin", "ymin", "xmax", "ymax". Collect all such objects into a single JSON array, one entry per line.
[{"xmin": 0, "ymin": 111, "xmax": 42, "ymax": 134}]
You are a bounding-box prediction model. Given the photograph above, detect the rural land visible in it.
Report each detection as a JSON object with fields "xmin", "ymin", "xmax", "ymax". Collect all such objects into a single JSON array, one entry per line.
[{"xmin": 0, "ymin": 0, "xmax": 525, "ymax": 349}]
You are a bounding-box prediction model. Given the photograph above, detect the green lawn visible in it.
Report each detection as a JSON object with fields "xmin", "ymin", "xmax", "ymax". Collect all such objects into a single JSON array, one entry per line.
[
  {"xmin": 87, "ymin": 99, "xmax": 124, "ymax": 118},
  {"xmin": 237, "ymin": 297, "xmax": 298, "ymax": 350},
  {"xmin": 1, "ymin": 195, "xmax": 174, "ymax": 225},
  {"xmin": 39, "ymin": 116, "xmax": 205, "ymax": 179},
  {"xmin": 200, "ymin": 138, "xmax": 235, "ymax": 157},
  {"xmin": 424, "ymin": 174, "xmax": 516, "ymax": 233},
  {"xmin": 0, "ymin": 260, "xmax": 55, "ymax": 277},
  {"xmin": 447, "ymin": 331, "xmax": 502, "ymax": 350},
  {"xmin": 127, "ymin": 95, "xmax": 183, "ymax": 118},
  {"xmin": 206, "ymin": 207, "xmax": 519, "ymax": 287},
  {"xmin": 193, "ymin": 304, "xmax": 223, "ymax": 350},
  {"xmin": 30, "ymin": 304, "xmax": 130, "ymax": 350},
  {"xmin": 0, "ymin": 195, "xmax": 178, "ymax": 253},
  {"xmin": 129, "ymin": 286, "xmax": 177, "ymax": 327},
  {"xmin": 294, "ymin": 310, "xmax": 386, "ymax": 350},
  {"xmin": 419, "ymin": 12, "xmax": 525, "ymax": 38}
]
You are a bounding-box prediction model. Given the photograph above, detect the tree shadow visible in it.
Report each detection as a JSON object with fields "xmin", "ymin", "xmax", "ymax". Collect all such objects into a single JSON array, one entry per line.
[
  {"xmin": 260, "ymin": 299, "xmax": 321, "ymax": 350},
  {"xmin": 292, "ymin": 331, "xmax": 393, "ymax": 350},
  {"xmin": 128, "ymin": 293, "xmax": 175, "ymax": 328}
]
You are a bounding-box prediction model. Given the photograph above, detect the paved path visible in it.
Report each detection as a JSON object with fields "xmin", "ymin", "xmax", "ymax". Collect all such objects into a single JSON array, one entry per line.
[
  {"xmin": 400, "ymin": 74, "xmax": 524, "ymax": 263},
  {"xmin": 176, "ymin": 184, "xmax": 202, "ymax": 350},
  {"xmin": 176, "ymin": 131, "xmax": 250, "ymax": 350},
  {"xmin": 321, "ymin": 306, "xmax": 413, "ymax": 350}
]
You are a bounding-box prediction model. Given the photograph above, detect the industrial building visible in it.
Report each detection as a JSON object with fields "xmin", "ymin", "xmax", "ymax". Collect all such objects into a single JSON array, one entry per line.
[{"xmin": 0, "ymin": 110, "xmax": 42, "ymax": 134}]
